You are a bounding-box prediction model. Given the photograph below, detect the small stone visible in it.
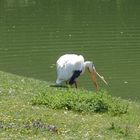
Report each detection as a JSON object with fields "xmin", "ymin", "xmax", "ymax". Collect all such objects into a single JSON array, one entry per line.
[{"xmin": 47, "ymin": 125, "xmax": 58, "ymax": 132}]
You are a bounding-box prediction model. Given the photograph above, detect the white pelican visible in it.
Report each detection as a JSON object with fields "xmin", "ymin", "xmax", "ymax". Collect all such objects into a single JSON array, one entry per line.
[{"xmin": 56, "ymin": 54, "xmax": 108, "ymax": 90}]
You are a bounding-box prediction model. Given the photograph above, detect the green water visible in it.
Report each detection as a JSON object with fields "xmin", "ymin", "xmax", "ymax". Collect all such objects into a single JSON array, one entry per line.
[{"xmin": 0, "ymin": 0, "xmax": 140, "ymax": 100}]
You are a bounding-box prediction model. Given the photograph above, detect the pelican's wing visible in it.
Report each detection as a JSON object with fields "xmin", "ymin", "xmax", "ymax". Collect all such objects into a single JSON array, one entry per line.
[{"xmin": 56, "ymin": 54, "xmax": 84, "ymax": 84}]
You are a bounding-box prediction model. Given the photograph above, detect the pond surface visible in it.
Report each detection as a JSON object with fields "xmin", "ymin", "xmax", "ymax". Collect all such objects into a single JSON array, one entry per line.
[{"xmin": 0, "ymin": 0, "xmax": 140, "ymax": 100}]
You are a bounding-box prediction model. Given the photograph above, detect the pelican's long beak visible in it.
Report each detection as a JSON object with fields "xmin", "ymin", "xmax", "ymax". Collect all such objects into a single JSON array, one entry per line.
[
  {"xmin": 91, "ymin": 70, "xmax": 99, "ymax": 91},
  {"xmin": 95, "ymin": 71, "xmax": 109, "ymax": 86}
]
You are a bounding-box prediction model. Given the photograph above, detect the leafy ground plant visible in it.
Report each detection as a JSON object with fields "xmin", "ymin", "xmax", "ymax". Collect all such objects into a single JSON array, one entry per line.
[{"xmin": 32, "ymin": 89, "xmax": 128, "ymax": 116}]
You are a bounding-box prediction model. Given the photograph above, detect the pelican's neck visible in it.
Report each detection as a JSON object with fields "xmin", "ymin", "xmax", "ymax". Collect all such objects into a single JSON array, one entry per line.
[{"xmin": 84, "ymin": 61, "xmax": 95, "ymax": 73}]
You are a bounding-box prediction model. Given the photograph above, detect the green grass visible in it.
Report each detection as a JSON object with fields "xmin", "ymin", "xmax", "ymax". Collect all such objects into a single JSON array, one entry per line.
[{"xmin": 0, "ymin": 71, "xmax": 140, "ymax": 140}]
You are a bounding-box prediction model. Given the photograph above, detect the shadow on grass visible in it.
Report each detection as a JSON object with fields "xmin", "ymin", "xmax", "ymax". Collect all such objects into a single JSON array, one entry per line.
[{"xmin": 49, "ymin": 84, "xmax": 69, "ymax": 88}]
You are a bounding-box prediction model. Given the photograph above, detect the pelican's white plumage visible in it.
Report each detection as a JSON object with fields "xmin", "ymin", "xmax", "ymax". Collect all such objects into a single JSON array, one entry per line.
[{"xmin": 56, "ymin": 54, "xmax": 95, "ymax": 84}]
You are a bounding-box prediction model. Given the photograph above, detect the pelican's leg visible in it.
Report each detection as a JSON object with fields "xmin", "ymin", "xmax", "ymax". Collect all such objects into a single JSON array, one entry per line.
[{"xmin": 74, "ymin": 81, "xmax": 78, "ymax": 88}]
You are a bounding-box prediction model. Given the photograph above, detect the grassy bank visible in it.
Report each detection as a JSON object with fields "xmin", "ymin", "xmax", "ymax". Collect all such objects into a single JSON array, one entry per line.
[{"xmin": 0, "ymin": 71, "xmax": 140, "ymax": 140}]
